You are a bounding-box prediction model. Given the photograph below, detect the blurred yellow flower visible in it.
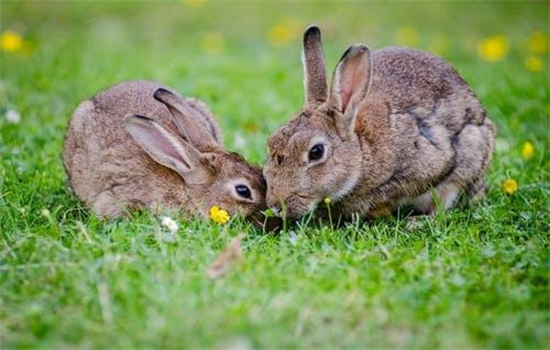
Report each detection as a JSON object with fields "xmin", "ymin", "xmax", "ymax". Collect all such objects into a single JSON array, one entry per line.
[
  {"xmin": 323, "ymin": 197, "xmax": 332, "ymax": 205},
  {"xmin": 268, "ymin": 25, "xmax": 293, "ymax": 47},
  {"xmin": 396, "ymin": 27, "xmax": 419, "ymax": 47},
  {"xmin": 521, "ymin": 141, "xmax": 535, "ymax": 160},
  {"xmin": 0, "ymin": 31, "xmax": 23, "ymax": 52},
  {"xmin": 478, "ymin": 35, "xmax": 509, "ymax": 62},
  {"xmin": 525, "ymin": 56, "xmax": 543, "ymax": 72},
  {"xmin": 182, "ymin": 0, "xmax": 206, "ymax": 8},
  {"xmin": 244, "ymin": 122, "xmax": 259, "ymax": 133},
  {"xmin": 267, "ymin": 18, "xmax": 302, "ymax": 47},
  {"xmin": 210, "ymin": 205, "xmax": 230, "ymax": 224},
  {"xmin": 528, "ymin": 32, "xmax": 548, "ymax": 54},
  {"xmin": 200, "ymin": 32, "xmax": 224, "ymax": 54},
  {"xmin": 502, "ymin": 179, "xmax": 518, "ymax": 194}
]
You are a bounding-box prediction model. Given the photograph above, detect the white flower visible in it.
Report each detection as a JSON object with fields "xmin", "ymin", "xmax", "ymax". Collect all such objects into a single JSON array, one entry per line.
[
  {"xmin": 5, "ymin": 109, "xmax": 20, "ymax": 124},
  {"xmin": 233, "ymin": 132, "xmax": 247, "ymax": 149},
  {"xmin": 161, "ymin": 216, "xmax": 179, "ymax": 233},
  {"xmin": 287, "ymin": 231, "xmax": 298, "ymax": 246},
  {"xmin": 221, "ymin": 337, "xmax": 253, "ymax": 350},
  {"xmin": 495, "ymin": 138, "xmax": 510, "ymax": 152}
]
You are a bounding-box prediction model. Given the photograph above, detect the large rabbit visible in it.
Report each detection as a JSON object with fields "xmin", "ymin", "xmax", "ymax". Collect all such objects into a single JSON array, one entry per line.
[
  {"xmin": 63, "ymin": 80, "xmax": 270, "ymax": 224},
  {"xmin": 264, "ymin": 26, "xmax": 495, "ymax": 220}
]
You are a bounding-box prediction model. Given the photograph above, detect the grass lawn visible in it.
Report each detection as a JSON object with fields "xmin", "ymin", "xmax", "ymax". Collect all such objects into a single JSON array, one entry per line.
[{"xmin": 1, "ymin": 1, "xmax": 549, "ymax": 349}]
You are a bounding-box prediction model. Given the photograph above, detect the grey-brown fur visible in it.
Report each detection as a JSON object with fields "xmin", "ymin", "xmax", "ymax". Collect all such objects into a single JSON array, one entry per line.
[
  {"xmin": 63, "ymin": 80, "xmax": 268, "ymax": 221},
  {"xmin": 264, "ymin": 26, "xmax": 495, "ymax": 219},
  {"xmin": 303, "ymin": 25, "xmax": 328, "ymax": 104}
]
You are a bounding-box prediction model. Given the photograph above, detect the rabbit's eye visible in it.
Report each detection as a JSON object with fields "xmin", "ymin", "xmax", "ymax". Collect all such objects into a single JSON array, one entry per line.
[
  {"xmin": 308, "ymin": 143, "xmax": 325, "ymax": 162},
  {"xmin": 235, "ymin": 184, "xmax": 252, "ymax": 199}
]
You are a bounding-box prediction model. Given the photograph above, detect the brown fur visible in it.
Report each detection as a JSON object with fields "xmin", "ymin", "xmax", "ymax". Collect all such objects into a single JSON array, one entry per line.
[
  {"xmin": 63, "ymin": 80, "xmax": 268, "ymax": 222},
  {"xmin": 264, "ymin": 26, "xmax": 495, "ymax": 219},
  {"xmin": 303, "ymin": 25, "xmax": 328, "ymax": 104}
]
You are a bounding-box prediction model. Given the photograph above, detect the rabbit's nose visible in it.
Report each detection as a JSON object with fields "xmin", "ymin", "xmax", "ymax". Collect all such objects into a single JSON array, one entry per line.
[
  {"xmin": 248, "ymin": 211, "xmax": 282, "ymax": 233},
  {"xmin": 266, "ymin": 186, "xmax": 288, "ymax": 217},
  {"xmin": 266, "ymin": 188, "xmax": 279, "ymax": 208},
  {"xmin": 267, "ymin": 195, "xmax": 284, "ymax": 214}
]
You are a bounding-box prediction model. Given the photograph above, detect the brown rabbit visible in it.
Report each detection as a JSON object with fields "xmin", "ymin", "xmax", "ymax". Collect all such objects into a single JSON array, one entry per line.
[
  {"xmin": 63, "ymin": 80, "xmax": 269, "ymax": 224},
  {"xmin": 264, "ymin": 25, "xmax": 495, "ymax": 220}
]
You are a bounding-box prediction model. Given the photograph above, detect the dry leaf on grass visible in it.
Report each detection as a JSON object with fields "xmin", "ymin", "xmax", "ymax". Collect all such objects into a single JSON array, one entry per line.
[{"xmin": 206, "ymin": 233, "xmax": 245, "ymax": 279}]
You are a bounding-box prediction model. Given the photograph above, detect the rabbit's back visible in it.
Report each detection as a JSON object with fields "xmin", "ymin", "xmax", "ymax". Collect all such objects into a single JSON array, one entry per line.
[
  {"xmin": 356, "ymin": 47, "xmax": 494, "ymax": 212},
  {"xmin": 370, "ymin": 47, "xmax": 486, "ymax": 133},
  {"xmin": 63, "ymin": 81, "xmax": 214, "ymax": 217},
  {"xmin": 91, "ymin": 81, "xmax": 221, "ymax": 141}
]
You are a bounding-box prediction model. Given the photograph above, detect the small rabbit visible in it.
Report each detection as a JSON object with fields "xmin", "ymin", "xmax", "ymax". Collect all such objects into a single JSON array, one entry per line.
[
  {"xmin": 63, "ymin": 80, "xmax": 270, "ymax": 224},
  {"xmin": 264, "ymin": 26, "xmax": 495, "ymax": 219}
]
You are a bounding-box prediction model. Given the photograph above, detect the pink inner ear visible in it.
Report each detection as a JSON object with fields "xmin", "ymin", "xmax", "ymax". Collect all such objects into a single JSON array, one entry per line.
[
  {"xmin": 341, "ymin": 81, "xmax": 352, "ymax": 113},
  {"xmin": 340, "ymin": 55, "xmax": 367, "ymax": 114},
  {"xmin": 130, "ymin": 122, "xmax": 190, "ymax": 169},
  {"xmin": 151, "ymin": 133, "xmax": 189, "ymax": 168}
]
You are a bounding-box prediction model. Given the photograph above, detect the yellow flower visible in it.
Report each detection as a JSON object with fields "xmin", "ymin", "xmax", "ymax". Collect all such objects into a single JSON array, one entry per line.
[
  {"xmin": 267, "ymin": 18, "xmax": 301, "ymax": 47},
  {"xmin": 478, "ymin": 35, "xmax": 509, "ymax": 62},
  {"xmin": 244, "ymin": 122, "xmax": 259, "ymax": 133},
  {"xmin": 182, "ymin": 0, "xmax": 206, "ymax": 8},
  {"xmin": 323, "ymin": 197, "xmax": 332, "ymax": 205},
  {"xmin": 268, "ymin": 25, "xmax": 293, "ymax": 47},
  {"xmin": 210, "ymin": 206, "xmax": 230, "ymax": 224},
  {"xmin": 521, "ymin": 141, "xmax": 535, "ymax": 160},
  {"xmin": 396, "ymin": 27, "xmax": 419, "ymax": 47},
  {"xmin": 502, "ymin": 179, "xmax": 518, "ymax": 194},
  {"xmin": 0, "ymin": 31, "xmax": 24, "ymax": 52},
  {"xmin": 528, "ymin": 32, "xmax": 548, "ymax": 54},
  {"xmin": 525, "ymin": 56, "xmax": 543, "ymax": 72},
  {"xmin": 200, "ymin": 32, "xmax": 224, "ymax": 54}
]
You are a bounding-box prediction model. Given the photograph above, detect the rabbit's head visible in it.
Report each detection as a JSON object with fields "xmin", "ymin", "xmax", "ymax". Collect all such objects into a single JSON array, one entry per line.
[
  {"xmin": 264, "ymin": 25, "xmax": 373, "ymax": 219},
  {"xmin": 124, "ymin": 88, "xmax": 271, "ymax": 226}
]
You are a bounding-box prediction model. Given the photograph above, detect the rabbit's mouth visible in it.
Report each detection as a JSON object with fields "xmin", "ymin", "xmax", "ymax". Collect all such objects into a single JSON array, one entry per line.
[
  {"xmin": 269, "ymin": 193, "xmax": 318, "ymax": 220},
  {"xmin": 248, "ymin": 212, "xmax": 283, "ymax": 233}
]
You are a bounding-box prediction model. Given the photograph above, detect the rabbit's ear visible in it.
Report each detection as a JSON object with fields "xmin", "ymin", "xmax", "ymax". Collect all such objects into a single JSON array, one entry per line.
[
  {"xmin": 153, "ymin": 88, "xmax": 218, "ymax": 151},
  {"xmin": 329, "ymin": 44, "xmax": 373, "ymax": 132},
  {"xmin": 302, "ymin": 25, "xmax": 328, "ymax": 104},
  {"xmin": 124, "ymin": 114, "xmax": 212, "ymax": 185}
]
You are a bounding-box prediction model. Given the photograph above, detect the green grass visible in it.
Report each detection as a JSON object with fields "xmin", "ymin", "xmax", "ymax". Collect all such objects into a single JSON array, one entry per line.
[{"xmin": 1, "ymin": 1, "xmax": 549, "ymax": 349}]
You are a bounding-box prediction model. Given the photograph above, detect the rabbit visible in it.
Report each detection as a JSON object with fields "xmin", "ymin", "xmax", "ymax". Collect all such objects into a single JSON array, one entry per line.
[
  {"xmin": 63, "ymin": 80, "xmax": 272, "ymax": 225},
  {"xmin": 263, "ymin": 25, "xmax": 495, "ymax": 220}
]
